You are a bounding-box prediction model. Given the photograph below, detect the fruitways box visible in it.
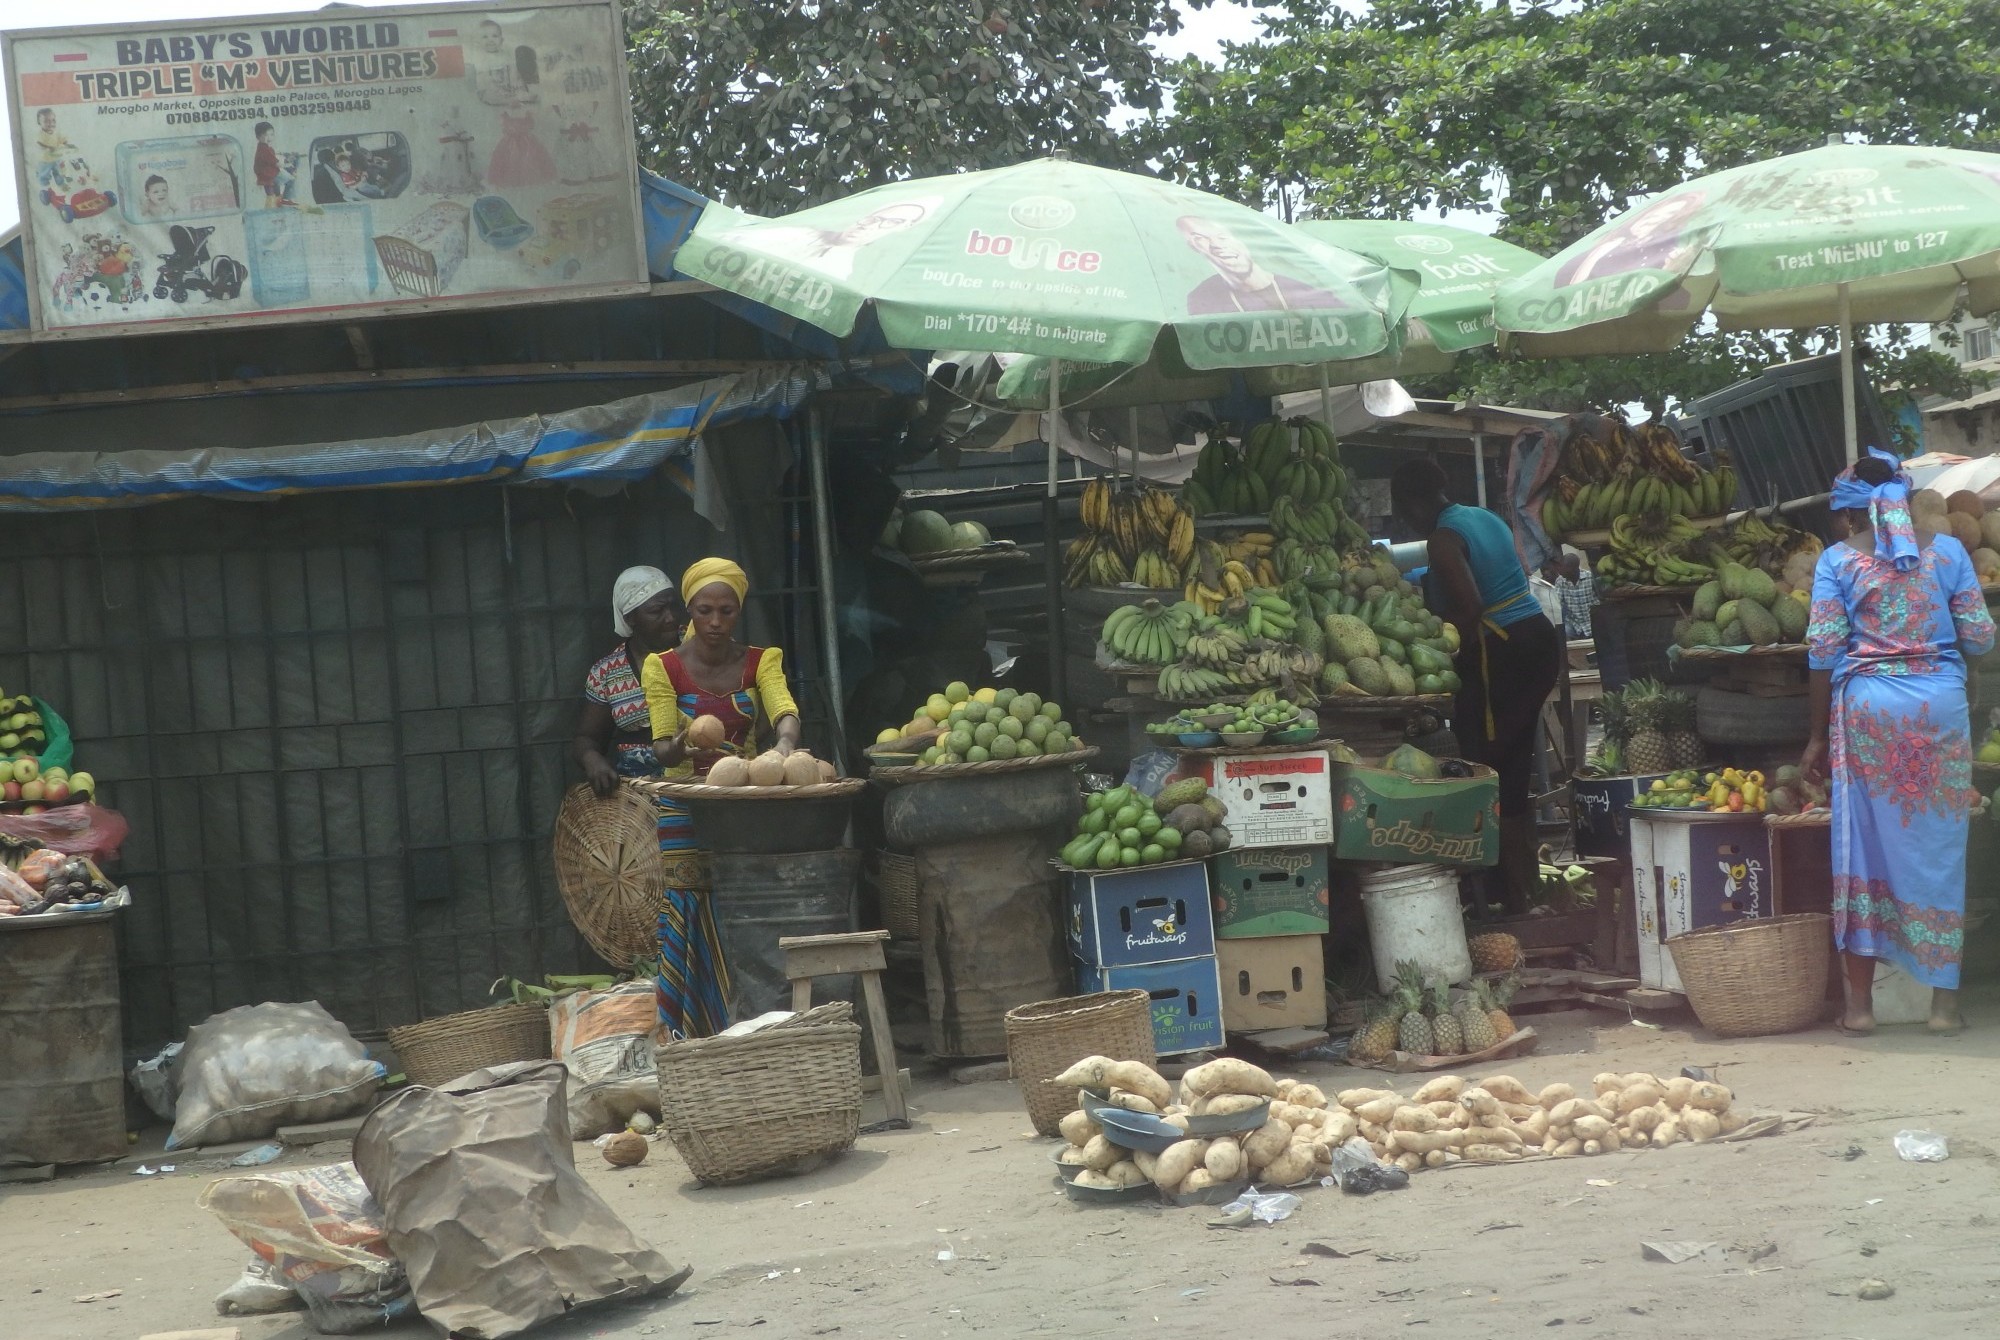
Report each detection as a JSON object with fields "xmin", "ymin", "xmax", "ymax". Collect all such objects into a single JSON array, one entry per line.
[
  {"xmin": 1216, "ymin": 934, "xmax": 1327, "ymax": 1032},
  {"xmin": 1572, "ymin": 773, "xmax": 1671, "ymax": 859},
  {"xmin": 1177, "ymin": 750, "xmax": 1335, "ymax": 849},
  {"xmin": 1627, "ymin": 809, "xmax": 1771, "ymax": 993},
  {"xmin": 1073, "ymin": 954, "xmax": 1225, "ymax": 1055},
  {"xmin": 1208, "ymin": 845, "xmax": 1331, "ymax": 938},
  {"xmin": 1332, "ymin": 764, "xmax": 1499, "ymax": 867},
  {"xmin": 1067, "ymin": 858, "xmax": 1216, "ymax": 967}
]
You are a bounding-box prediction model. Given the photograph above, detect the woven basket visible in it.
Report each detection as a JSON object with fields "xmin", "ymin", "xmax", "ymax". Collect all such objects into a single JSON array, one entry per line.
[
  {"xmin": 1004, "ymin": 990, "xmax": 1157, "ymax": 1138},
  {"xmin": 876, "ymin": 850, "xmax": 920, "ymax": 940},
  {"xmin": 1666, "ymin": 913, "xmax": 1833, "ymax": 1038},
  {"xmin": 656, "ymin": 1002, "xmax": 863, "ymax": 1185},
  {"xmin": 552, "ymin": 783, "xmax": 668, "ymax": 970},
  {"xmin": 870, "ymin": 746, "xmax": 1100, "ymax": 785},
  {"xmin": 388, "ymin": 1001, "xmax": 551, "ymax": 1087}
]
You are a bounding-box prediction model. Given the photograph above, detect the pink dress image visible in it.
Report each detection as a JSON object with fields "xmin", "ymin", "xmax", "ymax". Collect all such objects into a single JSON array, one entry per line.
[{"xmin": 487, "ymin": 111, "xmax": 556, "ymax": 188}]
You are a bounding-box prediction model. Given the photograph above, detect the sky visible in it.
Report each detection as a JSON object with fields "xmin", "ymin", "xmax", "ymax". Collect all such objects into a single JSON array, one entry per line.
[{"xmin": 0, "ymin": 0, "xmax": 1278, "ymax": 233}]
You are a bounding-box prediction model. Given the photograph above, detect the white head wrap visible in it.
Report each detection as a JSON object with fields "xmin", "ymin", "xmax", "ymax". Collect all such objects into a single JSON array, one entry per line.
[{"xmin": 612, "ymin": 566, "xmax": 673, "ymax": 637}]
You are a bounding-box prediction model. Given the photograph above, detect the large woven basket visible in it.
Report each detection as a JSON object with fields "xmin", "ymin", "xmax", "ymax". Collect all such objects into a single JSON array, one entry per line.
[
  {"xmin": 656, "ymin": 1002, "xmax": 863, "ymax": 1185},
  {"xmin": 1004, "ymin": 990, "xmax": 1157, "ymax": 1137},
  {"xmin": 1666, "ymin": 913, "xmax": 1833, "ymax": 1038},
  {"xmin": 553, "ymin": 783, "xmax": 668, "ymax": 970},
  {"xmin": 876, "ymin": 849, "xmax": 920, "ymax": 940},
  {"xmin": 388, "ymin": 1001, "xmax": 551, "ymax": 1087}
]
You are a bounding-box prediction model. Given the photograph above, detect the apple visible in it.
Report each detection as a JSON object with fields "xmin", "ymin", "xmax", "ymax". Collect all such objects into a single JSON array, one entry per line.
[
  {"xmin": 19, "ymin": 779, "xmax": 44, "ymax": 803},
  {"xmin": 4, "ymin": 713, "xmax": 24, "ymax": 731},
  {"xmin": 0, "ymin": 781, "xmax": 18, "ymax": 802},
  {"xmin": 40, "ymin": 767, "xmax": 64, "ymax": 783},
  {"xmin": 68, "ymin": 770, "xmax": 93, "ymax": 795},
  {"xmin": 11, "ymin": 757, "xmax": 36, "ymax": 783},
  {"xmin": 21, "ymin": 804, "xmax": 44, "ymax": 815},
  {"xmin": 0, "ymin": 734, "xmax": 17, "ymax": 751},
  {"xmin": 42, "ymin": 780, "xmax": 68, "ymax": 803}
]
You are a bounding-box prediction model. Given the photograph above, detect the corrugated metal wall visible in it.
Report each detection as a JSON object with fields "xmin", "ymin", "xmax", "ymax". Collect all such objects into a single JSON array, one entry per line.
[{"xmin": 0, "ymin": 422, "xmax": 812, "ymax": 1048}]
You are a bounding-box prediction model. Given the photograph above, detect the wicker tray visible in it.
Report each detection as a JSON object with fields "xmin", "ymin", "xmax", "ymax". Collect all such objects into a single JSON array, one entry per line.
[
  {"xmin": 389, "ymin": 1001, "xmax": 551, "ymax": 1088},
  {"xmin": 1666, "ymin": 913, "xmax": 1832, "ymax": 1038},
  {"xmin": 552, "ymin": 783, "xmax": 669, "ymax": 969},
  {"xmin": 1004, "ymin": 990, "xmax": 1157, "ymax": 1138},
  {"xmin": 630, "ymin": 776, "xmax": 868, "ymax": 802},
  {"xmin": 1600, "ymin": 584, "xmax": 1700, "ymax": 600},
  {"xmin": 1316, "ymin": 694, "xmax": 1454, "ymax": 714},
  {"xmin": 870, "ymin": 746, "xmax": 1099, "ymax": 785},
  {"xmin": 908, "ymin": 542, "xmax": 1030, "ymax": 572},
  {"xmin": 656, "ymin": 1001, "xmax": 863, "ymax": 1185},
  {"xmin": 1678, "ymin": 643, "xmax": 1808, "ymax": 659},
  {"xmin": 1765, "ymin": 810, "xmax": 1832, "ymax": 829}
]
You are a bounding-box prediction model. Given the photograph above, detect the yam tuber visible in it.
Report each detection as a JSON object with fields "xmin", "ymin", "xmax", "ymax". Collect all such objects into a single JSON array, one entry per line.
[
  {"xmin": 1052, "ymin": 1056, "xmax": 1114, "ymax": 1088},
  {"xmin": 1162, "ymin": 1113, "xmax": 1191, "ymax": 1133},
  {"xmin": 1104, "ymin": 1159, "xmax": 1148, "ymax": 1188},
  {"xmin": 1625, "ymin": 1104, "xmax": 1665, "ymax": 1135},
  {"xmin": 1425, "ymin": 1149, "xmax": 1451, "ymax": 1168},
  {"xmin": 1462, "ymin": 1143, "xmax": 1522, "ymax": 1162},
  {"xmin": 1582, "ymin": 1139, "xmax": 1603, "ymax": 1155},
  {"xmin": 1355, "ymin": 1096, "xmax": 1403, "ymax": 1126},
  {"xmin": 1180, "ymin": 1168, "xmax": 1218, "ymax": 1194},
  {"xmin": 1600, "ymin": 1127, "xmax": 1622, "ymax": 1153},
  {"xmin": 1057, "ymin": 1146, "xmax": 1091, "ymax": 1166},
  {"xmin": 1183, "ymin": 1057, "xmax": 1277, "ymax": 1098},
  {"xmin": 1059, "ymin": 1109, "xmax": 1098, "ymax": 1147},
  {"xmin": 1479, "ymin": 1075, "xmax": 1536, "ymax": 1105},
  {"xmin": 1320, "ymin": 1111, "xmax": 1359, "ymax": 1144},
  {"xmin": 1337, "ymin": 1087, "xmax": 1397, "ymax": 1109},
  {"xmin": 1570, "ymin": 1114, "xmax": 1613, "ymax": 1142},
  {"xmin": 1591, "ymin": 1072, "xmax": 1623, "ymax": 1097},
  {"xmin": 1390, "ymin": 1106, "xmax": 1437, "ymax": 1133},
  {"xmin": 1717, "ymin": 1110, "xmax": 1749, "ymax": 1135},
  {"xmin": 1203, "ymin": 1093, "xmax": 1267, "ymax": 1118},
  {"xmin": 1617, "ymin": 1082, "xmax": 1665, "ymax": 1116},
  {"xmin": 1274, "ymin": 1078, "xmax": 1297, "ymax": 1099},
  {"xmin": 1413, "ymin": 1075, "xmax": 1466, "ymax": 1103},
  {"xmin": 1653, "ymin": 1118, "xmax": 1682, "ymax": 1147},
  {"xmin": 1388, "ymin": 1129, "xmax": 1455, "ymax": 1154},
  {"xmin": 1103, "ymin": 1060, "xmax": 1172, "ymax": 1108},
  {"xmin": 1459, "ymin": 1087, "xmax": 1501, "ymax": 1118},
  {"xmin": 1079, "ymin": 1134, "xmax": 1121, "ymax": 1172},
  {"xmin": 1152, "ymin": 1139, "xmax": 1207, "ymax": 1192},
  {"xmin": 1393, "ymin": 1152, "xmax": 1424, "ymax": 1172},
  {"xmin": 1621, "ymin": 1072, "xmax": 1659, "ymax": 1090},
  {"xmin": 1538, "ymin": 1083, "xmax": 1577, "ymax": 1110},
  {"xmin": 1683, "ymin": 1109, "xmax": 1723, "ymax": 1143},
  {"xmin": 1133, "ymin": 1148, "xmax": 1160, "ymax": 1180},
  {"xmin": 1289, "ymin": 1083, "xmax": 1329, "ymax": 1110},
  {"xmin": 1553, "ymin": 1137, "xmax": 1583, "ymax": 1157},
  {"xmin": 1687, "ymin": 1081, "xmax": 1733, "ymax": 1113},
  {"xmin": 1662, "ymin": 1077, "xmax": 1695, "ymax": 1111},
  {"xmin": 1204, "ymin": 1139, "xmax": 1246, "ymax": 1180},
  {"xmin": 1105, "ymin": 1090, "xmax": 1161, "ymax": 1115},
  {"xmin": 1073, "ymin": 1169, "xmax": 1120, "ymax": 1189},
  {"xmin": 1262, "ymin": 1144, "xmax": 1315, "ymax": 1185},
  {"xmin": 1243, "ymin": 1119, "xmax": 1293, "ymax": 1169}
]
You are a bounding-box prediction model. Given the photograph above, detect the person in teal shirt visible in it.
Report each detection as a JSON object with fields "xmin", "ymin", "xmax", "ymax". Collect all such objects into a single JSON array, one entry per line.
[{"xmin": 1392, "ymin": 460, "xmax": 1560, "ymax": 914}]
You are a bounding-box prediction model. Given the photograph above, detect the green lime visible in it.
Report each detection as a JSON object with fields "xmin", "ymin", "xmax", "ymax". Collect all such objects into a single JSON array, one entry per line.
[
  {"xmin": 1117, "ymin": 826, "xmax": 1141, "ymax": 846},
  {"xmin": 1025, "ymin": 717, "xmax": 1050, "ymax": 744},
  {"xmin": 1156, "ymin": 825, "xmax": 1182, "ymax": 851},
  {"xmin": 1040, "ymin": 701, "xmax": 1063, "ymax": 721},
  {"xmin": 1019, "ymin": 692, "xmax": 1043, "ymax": 716},
  {"xmin": 1137, "ymin": 811, "xmax": 1162, "ymax": 837},
  {"xmin": 945, "ymin": 680, "xmax": 970, "ymax": 703},
  {"xmin": 1119, "ymin": 846, "xmax": 1141, "ymax": 868},
  {"xmin": 1010, "ymin": 698, "xmax": 1036, "ymax": 722},
  {"xmin": 1140, "ymin": 843, "xmax": 1165, "ymax": 864},
  {"xmin": 974, "ymin": 722, "xmax": 999, "ymax": 747},
  {"xmin": 1047, "ymin": 731, "xmax": 1070, "ymax": 753},
  {"xmin": 990, "ymin": 734, "xmax": 1019, "ymax": 760},
  {"xmin": 994, "ymin": 688, "xmax": 1019, "ymax": 711},
  {"xmin": 1016, "ymin": 740, "xmax": 1040, "ymax": 757},
  {"xmin": 948, "ymin": 728, "xmax": 974, "ymax": 754},
  {"xmin": 920, "ymin": 746, "xmax": 942, "ymax": 764},
  {"xmin": 966, "ymin": 745, "xmax": 990, "ymax": 763},
  {"xmin": 998, "ymin": 715, "xmax": 1024, "ymax": 740}
]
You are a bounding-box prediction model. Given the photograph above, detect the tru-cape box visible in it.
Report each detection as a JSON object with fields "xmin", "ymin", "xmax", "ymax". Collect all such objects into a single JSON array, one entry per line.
[
  {"xmin": 1179, "ymin": 750, "xmax": 1335, "ymax": 849},
  {"xmin": 1067, "ymin": 858, "xmax": 1216, "ymax": 967}
]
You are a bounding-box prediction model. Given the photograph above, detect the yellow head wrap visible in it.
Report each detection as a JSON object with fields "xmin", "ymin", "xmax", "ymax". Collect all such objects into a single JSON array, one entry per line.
[{"xmin": 681, "ymin": 557, "xmax": 748, "ymax": 605}]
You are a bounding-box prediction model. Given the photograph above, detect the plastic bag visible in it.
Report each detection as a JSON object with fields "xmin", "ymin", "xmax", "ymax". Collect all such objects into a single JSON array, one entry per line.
[
  {"xmin": 28, "ymin": 697, "xmax": 73, "ymax": 774},
  {"xmin": 1217, "ymin": 1187, "xmax": 1304, "ymax": 1223},
  {"xmin": 549, "ymin": 981, "xmax": 661, "ymax": 1138},
  {"xmin": 0, "ymin": 803, "xmax": 129, "ymax": 861},
  {"xmin": 129, "ymin": 1041, "xmax": 183, "ymax": 1123},
  {"xmin": 1123, "ymin": 749, "xmax": 1180, "ymax": 799},
  {"xmin": 167, "ymin": 1001, "xmax": 385, "ymax": 1150},
  {"xmin": 199, "ymin": 1160, "xmax": 415, "ymax": 1333},
  {"xmin": 213, "ymin": 1256, "xmax": 303, "ymax": 1316},
  {"xmin": 1327, "ymin": 1136, "xmax": 1410, "ymax": 1195},
  {"xmin": 1894, "ymin": 1129, "xmax": 1949, "ymax": 1162}
]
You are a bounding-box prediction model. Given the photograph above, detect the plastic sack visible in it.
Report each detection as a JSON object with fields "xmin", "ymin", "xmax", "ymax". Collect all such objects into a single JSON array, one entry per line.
[
  {"xmin": 1123, "ymin": 749, "xmax": 1180, "ymax": 799},
  {"xmin": 129, "ymin": 1041, "xmax": 183, "ymax": 1123},
  {"xmin": 199, "ymin": 1160, "xmax": 415, "ymax": 1333},
  {"xmin": 29, "ymin": 696, "xmax": 73, "ymax": 774},
  {"xmin": 1327, "ymin": 1135, "xmax": 1410, "ymax": 1195},
  {"xmin": 167, "ymin": 1001, "xmax": 386, "ymax": 1150},
  {"xmin": 1894, "ymin": 1129, "xmax": 1949, "ymax": 1162},
  {"xmin": 0, "ymin": 803, "xmax": 129, "ymax": 862},
  {"xmin": 213, "ymin": 1256, "xmax": 302, "ymax": 1316},
  {"xmin": 549, "ymin": 981, "xmax": 662, "ymax": 1138}
]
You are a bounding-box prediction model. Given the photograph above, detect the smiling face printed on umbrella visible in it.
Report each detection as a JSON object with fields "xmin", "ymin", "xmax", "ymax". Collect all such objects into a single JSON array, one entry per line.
[
  {"xmin": 725, "ymin": 196, "xmax": 940, "ymax": 282},
  {"xmin": 1554, "ymin": 190, "xmax": 1712, "ymax": 288},
  {"xmin": 1176, "ymin": 214, "xmax": 1347, "ymax": 315}
]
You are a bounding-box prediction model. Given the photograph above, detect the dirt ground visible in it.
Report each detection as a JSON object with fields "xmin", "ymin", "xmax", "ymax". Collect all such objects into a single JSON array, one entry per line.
[{"xmin": 6, "ymin": 997, "xmax": 1999, "ymax": 1340}]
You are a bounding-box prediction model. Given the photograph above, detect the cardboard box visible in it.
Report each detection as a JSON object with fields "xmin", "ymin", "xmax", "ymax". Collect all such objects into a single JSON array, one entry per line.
[
  {"xmin": 1572, "ymin": 773, "xmax": 1670, "ymax": 859},
  {"xmin": 1216, "ymin": 934, "xmax": 1327, "ymax": 1032},
  {"xmin": 1332, "ymin": 763, "xmax": 1499, "ymax": 867},
  {"xmin": 1181, "ymin": 749, "xmax": 1335, "ymax": 849},
  {"xmin": 1209, "ymin": 845, "xmax": 1332, "ymax": 938},
  {"xmin": 1074, "ymin": 955, "xmax": 1225, "ymax": 1055},
  {"xmin": 1628, "ymin": 810, "xmax": 1771, "ymax": 993},
  {"xmin": 1066, "ymin": 858, "xmax": 1215, "ymax": 967}
]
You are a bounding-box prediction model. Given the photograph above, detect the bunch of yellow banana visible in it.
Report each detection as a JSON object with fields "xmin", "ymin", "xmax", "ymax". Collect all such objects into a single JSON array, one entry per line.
[
  {"xmin": 1223, "ymin": 529, "xmax": 1275, "ymax": 563},
  {"xmin": 1157, "ymin": 661, "xmax": 1257, "ymax": 701},
  {"xmin": 1543, "ymin": 427, "xmax": 1739, "ymax": 540},
  {"xmin": 1607, "ymin": 511, "xmax": 1713, "ymax": 587},
  {"xmin": 1130, "ymin": 549, "xmax": 1182, "ymax": 589},
  {"xmin": 1074, "ymin": 478, "xmax": 1197, "ymax": 587}
]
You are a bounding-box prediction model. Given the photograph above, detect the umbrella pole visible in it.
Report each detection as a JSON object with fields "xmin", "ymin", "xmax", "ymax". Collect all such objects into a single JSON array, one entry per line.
[
  {"xmin": 1046, "ymin": 358, "xmax": 1067, "ymax": 706},
  {"xmin": 1318, "ymin": 364, "xmax": 1333, "ymax": 435},
  {"xmin": 1838, "ymin": 282, "xmax": 1859, "ymax": 462},
  {"xmin": 807, "ymin": 406, "xmax": 847, "ymax": 768}
]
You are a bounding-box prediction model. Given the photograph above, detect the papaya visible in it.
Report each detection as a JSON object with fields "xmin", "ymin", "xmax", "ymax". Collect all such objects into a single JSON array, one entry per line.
[{"xmin": 1382, "ymin": 744, "xmax": 1442, "ymax": 779}]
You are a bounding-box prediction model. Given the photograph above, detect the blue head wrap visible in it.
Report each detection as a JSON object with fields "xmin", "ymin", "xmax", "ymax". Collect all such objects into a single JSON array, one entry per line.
[{"xmin": 1829, "ymin": 445, "xmax": 1918, "ymax": 571}]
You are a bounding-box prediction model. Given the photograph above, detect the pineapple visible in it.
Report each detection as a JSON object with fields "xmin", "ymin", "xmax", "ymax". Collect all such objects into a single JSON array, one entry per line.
[
  {"xmin": 1429, "ymin": 982, "xmax": 1464, "ymax": 1056},
  {"xmin": 1468, "ymin": 931, "xmax": 1522, "ymax": 975},
  {"xmin": 1482, "ymin": 975, "xmax": 1520, "ymax": 1040},
  {"xmin": 1392, "ymin": 960, "xmax": 1434, "ymax": 1056},
  {"xmin": 1456, "ymin": 987, "xmax": 1498, "ymax": 1053},
  {"xmin": 1351, "ymin": 999, "xmax": 1400, "ymax": 1061},
  {"xmin": 1663, "ymin": 690, "xmax": 1704, "ymax": 769},
  {"xmin": 1624, "ymin": 679, "xmax": 1671, "ymax": 775}
]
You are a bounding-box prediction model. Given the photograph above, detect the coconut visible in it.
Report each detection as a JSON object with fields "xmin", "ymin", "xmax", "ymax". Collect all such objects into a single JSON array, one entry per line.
[
  {"xmin": 707, "ymin": 755, "xmax": 751, "ymax": 787},
  {"xmin": 782, "ymin": 751, "xmax": 821, "ymax": 786},
  {"xmin": 603, "ymin": 1130, "xmax": 649, "ymax": 1166},
  {"xmin": 1949, "ymin": 512, "xmax": 1983, "ymax": 552},
  {"xmin": 816, "ymin": 759, "xmax": 837, "ymax": 782},
  {"xmin": 1947, "ymin": 489, "xmax": 1986, "ymax": 517},
  {"xmin": 687, "ymin": 715, "xmax": 727, "ymax": 750},
  {"xmin": 746, "ymin": 751, "xmax": 788, "ymax": 786},
  {"xmin": 1912, "ymin": 488, "xmax": 1949, "ymax": 518}
]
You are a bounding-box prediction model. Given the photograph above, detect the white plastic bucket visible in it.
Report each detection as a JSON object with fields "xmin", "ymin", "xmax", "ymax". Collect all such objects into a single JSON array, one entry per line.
[
  {"xmin": 1360, "ymin": 864, "xmax": 1473, "ymax": 993},
  {"xmin": 1869, "ymin": 961, "xmax": 1932, "ymax": 1026}
]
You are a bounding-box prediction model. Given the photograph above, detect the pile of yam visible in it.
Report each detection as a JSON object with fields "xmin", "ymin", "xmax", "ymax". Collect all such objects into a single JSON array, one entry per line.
[{"xmin": 1053, "ymin": 1058, "xmax": 1750, "ymax": 1190}]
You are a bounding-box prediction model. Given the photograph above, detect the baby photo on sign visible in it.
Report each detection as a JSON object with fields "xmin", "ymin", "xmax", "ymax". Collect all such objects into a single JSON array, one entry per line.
[{"xmin": 117, "ymin": 137, "xmax": 246, "ymax": 224}]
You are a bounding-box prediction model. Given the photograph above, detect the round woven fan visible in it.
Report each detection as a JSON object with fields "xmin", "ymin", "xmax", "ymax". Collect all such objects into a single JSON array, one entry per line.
[{"xmin": 552, "ymin": 783, "xmax": 667, "ymax": 969}]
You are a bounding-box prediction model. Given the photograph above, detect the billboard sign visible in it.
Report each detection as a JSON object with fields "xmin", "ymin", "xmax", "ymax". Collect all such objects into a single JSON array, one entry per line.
[{"xmin": 4, "ymin": 0, "xmax": 647, "ymax": 338}]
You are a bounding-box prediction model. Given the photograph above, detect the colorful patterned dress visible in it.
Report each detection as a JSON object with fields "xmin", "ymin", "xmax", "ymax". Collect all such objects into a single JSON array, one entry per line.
[
  {"xmin": 639, "ymin": 645, "xmax": 801, "ymax": 1036},
  {"xmin": 1808, "ymin": 535, "xmax": 1996, "ymax": 988}
]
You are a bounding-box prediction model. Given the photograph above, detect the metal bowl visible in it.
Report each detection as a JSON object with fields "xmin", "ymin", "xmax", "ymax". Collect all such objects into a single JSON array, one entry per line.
[{"xmin": 1219, "ymin": 729, "xmax": 1267, "ymax": 748}]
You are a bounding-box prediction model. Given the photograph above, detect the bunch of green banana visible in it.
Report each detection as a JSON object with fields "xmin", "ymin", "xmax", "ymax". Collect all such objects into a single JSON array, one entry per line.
[
  {"xmin": 1270, "ymin": 496, "xmax": 1349, "ymax": 546},
  {"xmin": 1233, "ymin": 590, "xmax": 1297, "ymax": 640},
  {"xmin": 1157, "ymin": 662, "xmax": 1254, "ymax": 702},
  {"xmin": 1185, "ymin": 621, "xmax": 1249, "ymax": 669},
  {"xmin": 1130, "ymin": 549, "xmax": 1182, "ymax": 589},
  {"xmin": 1606, "ymin": 511, "xmax": 1714, "ymax": 587},
  {"xmin": 1101, "ymin": 599, "xmax": 1195, "ymax": 667}
]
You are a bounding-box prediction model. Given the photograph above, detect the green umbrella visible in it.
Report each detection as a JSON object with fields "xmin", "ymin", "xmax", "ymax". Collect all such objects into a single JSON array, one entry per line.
[
  {"xmin": 677, "ymin": 157, "xmax": 1415, "ymax": 372},
  {"xmin": 989, "ymin": 220, "xmax": 1539, "ymax": 409},
  {"xmin": 1494, "ymin": 140, "xmax": 2000, "ymax": 454}
]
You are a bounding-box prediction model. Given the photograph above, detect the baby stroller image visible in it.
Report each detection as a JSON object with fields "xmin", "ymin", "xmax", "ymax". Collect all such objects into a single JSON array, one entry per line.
[{"xmin": 154, "ymin": 225, "xmax": 248, "ymax": 303}]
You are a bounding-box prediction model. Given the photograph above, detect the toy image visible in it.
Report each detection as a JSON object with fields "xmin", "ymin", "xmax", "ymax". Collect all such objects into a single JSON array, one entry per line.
[
  {"xmin": 153, "ymin": 225, "xmax": 248, "ymax": 304},
  {"xmin": 49, "ymin": 232, "xmax": 148, "ymax": 313},
  {"xmin": 41, "ymin": 154, "xmax": 118, "ymax": 223}
]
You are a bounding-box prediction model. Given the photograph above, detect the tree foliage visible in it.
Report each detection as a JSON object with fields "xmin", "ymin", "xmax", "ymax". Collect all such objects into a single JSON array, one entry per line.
[
  {"xmin": 1152, "ymin": 0, "xmax": 2000, "ymax": 414},
  {"xmin": 626, "ymin": 0, "xmax": 1198, "ymax": 214}
]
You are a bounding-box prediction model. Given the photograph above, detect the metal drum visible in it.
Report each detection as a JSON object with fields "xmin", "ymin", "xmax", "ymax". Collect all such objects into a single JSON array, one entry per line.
[
  {"xmin": 707, "ymin": 850, "xmax": 861, "ymax": 1022},
  {"xmin": 0, "ymin": 911, "xmax": 125, "ymax": 1166}
]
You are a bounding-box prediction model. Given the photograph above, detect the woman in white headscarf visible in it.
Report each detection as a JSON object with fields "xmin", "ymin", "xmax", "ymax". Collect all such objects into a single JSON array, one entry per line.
[{"xmin": 571, "ymin": 567, "xmax": 685, "ymax": 797}]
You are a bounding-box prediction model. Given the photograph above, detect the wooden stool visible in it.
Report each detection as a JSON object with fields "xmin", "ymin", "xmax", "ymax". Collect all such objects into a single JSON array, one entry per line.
[{"xmin": 779, "ymin": 929, "xmax": 908, "ymax": 1127}]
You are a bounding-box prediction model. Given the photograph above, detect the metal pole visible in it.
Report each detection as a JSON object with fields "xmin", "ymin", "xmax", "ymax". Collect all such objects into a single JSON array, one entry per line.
[
  {"xmin": 1473, "ymin": 431, "xmax": 1488, "ymax": 509},
  {"xmin": 807, "ymin": 407, "xmax": 847, "ymax": 765},
  {"xmin": 1046, "ymin": 358, "xmax": 1067, "ymax": 706},
  {"xmin": 1318, "ymin": 363, "xmax": 1333, "ymax": 432},
  {"xmin": 1838, "ymin": 282, "xmax": 1859, "ymax": 461}
]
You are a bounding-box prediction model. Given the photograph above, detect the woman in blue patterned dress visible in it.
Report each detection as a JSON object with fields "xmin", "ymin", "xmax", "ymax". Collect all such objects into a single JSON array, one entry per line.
[{"xmin": 1803, "ymin": 449, "xmax": 1995, "ymax": 1035}]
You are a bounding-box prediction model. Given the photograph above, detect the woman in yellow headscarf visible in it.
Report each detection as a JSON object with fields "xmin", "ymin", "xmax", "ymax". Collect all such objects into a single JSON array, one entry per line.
[{"xmin": 637, "ymin": 558, "xmax": 801, "ymax": 1035}]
